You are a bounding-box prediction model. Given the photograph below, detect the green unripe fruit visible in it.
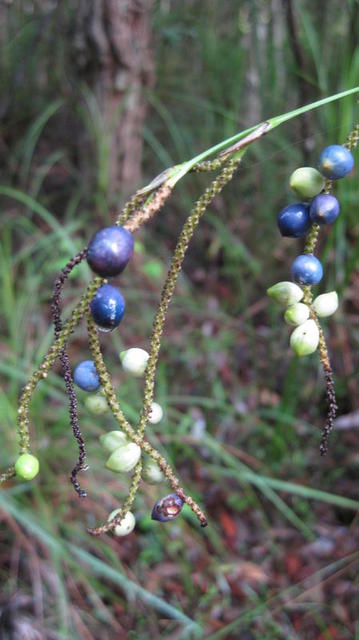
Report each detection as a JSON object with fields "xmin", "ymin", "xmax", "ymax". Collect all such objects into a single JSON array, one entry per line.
[
  {"xmin": 105, "ymin": 442, "xmax": 141, "ymax": 473},
  {"xmin": 142, "ymin": 459, "xmax": 164, "ymax": 484},
  {"xmin": 312, "ymin": 291, "xmax": 338, "ymax": 318},
  {"xmin": 84, "ymin": 394, "xmax": 109, "ymax": 415},
  {"xmin": 284, "ymin": 302, "xmax": 310, "ymax": 326},
  {"xmin": 290, "ymin": 319, "xmax": 319, "ymax": 356},
  {"xmin": 289, "ymin": 167, "xmax": 325, "ymax": 199},
  {"xmin": 15, "ymin": 453, "xmax": 39, "ymax": 480},
  {"xmin": 100, "ymin": 430, "xmax": 128, "ymax": 452},
  {"xmin": 267, "ymin": 281, "xmax": 303, "ymax": 306},
  {"xmin": 108, "ymin": 508, "xmax": 136, "ymax": 536}
]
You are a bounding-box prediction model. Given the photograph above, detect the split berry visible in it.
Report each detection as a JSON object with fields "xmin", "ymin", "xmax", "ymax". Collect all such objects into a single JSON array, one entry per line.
[
  {"xmin": 277, "ymin": 203, "xmax": 311, "ymax": 238},
  {"xmin": 15, "ymin": 453, "xmax": 39, "ymax": 480},
  {"xmin": 151, "ymin": 493, "xmax": 184, "ymax": 522},
  {"xmin": 73, "ymin": 360, "xmax": 100, "ymax": 391},
  {"xmin": 291, "ymin": 254, "xmax": 323, "ymax": 285},
  {"xmin": 90, "ymin": 284, "xmax": 125, "ymax": 332},
  {"xmin": 87, "ymin": 226, "xmax": 134, "ymax": 278},
  {"xmin": 289, "ymin": 167, "xmax": 324, "ymax": 199},
  {"xmin": 309, "ymin": 194, "xmax": 340, "ymax": 225},
  {"xmin": 318, "ymin": 145, "xmax": 354, "ymax": 179}
]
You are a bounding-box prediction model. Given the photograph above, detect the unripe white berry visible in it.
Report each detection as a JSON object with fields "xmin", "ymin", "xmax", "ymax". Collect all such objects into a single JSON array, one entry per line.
[
  {"xmin": 142, "ymin": 458, "xmax": 164, "ymax": 484},
  {"xmin": 120, "ymin": 348, "xmax": 149, "ymax": 377},
  {"xmin": 85, "ymin": 394, "xmax": 109, "ymax": 415},
  {"xmin": 148, "ymin": 402, "xmax": 163, "ymax": 425},
  {"xmin": 108, "ymin": 509, "xmax": 136, "ymax": 536},
  {"xmin": 312, "ymin": 291, "xmax": 338, "ymax": 318},
  {"xmin": 105, "ymin": 442, "xmax": 141, "ymax": 473},
  {"xmin": 284, "ymin": 302, "xmax": 310, "ymax": 326},
  {"xmin": 267, "ymin": 281, "xmax": 303, "ymax": 306},
  {"xmin": 100, "ymin": 430, "xmax": 128, "ymax": 452},
  {"xmin": 290, "ymin": 319, "xmax": 319, "ymax": 356}
]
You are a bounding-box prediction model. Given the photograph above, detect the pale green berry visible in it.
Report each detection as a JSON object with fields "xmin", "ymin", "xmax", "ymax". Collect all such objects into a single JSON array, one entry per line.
[
  {"xmin": 108, "ymin": 508, "xmax": 136, "ymax": 536},
  {"xmin": 100, "ymin": 430, "xmax": 128, "ymax": 452},
  {"xmin": 120, "ymin": 348, "xmax": 149, "ymax": 377},
  {"xmin": 148, "ymin": 402, "xmax": 163, "ymax": 425},
  {"xmin": 142, "ymin": 459, "xmax": 164, "ymax": 484},
  {"xmin": 312, "ymin": 291, "xmax": 338, "ymax": 318},
  {"xmin": 105, "ymin": 442, "xmax": 141, "ymax": 473},
  {"xmin": 284, "ymin": 302, "xmax": 310, "ymax": 326},
  {"xmin": 289, "ymin": 167, "xmax": 325, "ymax": 199},
  {"xmin": 84, "ymin": 393, "xmax": 109, "ymax": 415},
  {"xmin": 15, "ymin": 453, "xmax": 39, "ymax": 480},
  {"xmin": 290, "ymin": 319, "xmax": 319, "ymax": 356},
  {"xmin": 267, "ymin": 281, "xmax": 303, "ymax": 306}
]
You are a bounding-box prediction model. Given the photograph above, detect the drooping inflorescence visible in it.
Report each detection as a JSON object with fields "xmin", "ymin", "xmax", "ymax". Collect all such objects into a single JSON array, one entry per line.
[{"xmin": 1, "ymin": 105, "xmax": 358, "ymax": 537}]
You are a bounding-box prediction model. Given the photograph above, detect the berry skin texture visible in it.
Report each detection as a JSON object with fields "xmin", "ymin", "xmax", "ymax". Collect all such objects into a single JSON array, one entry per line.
[
  {"xmin": 90, "ymin": 284, "xmax": 125, "ymax": 331},
  {"xmin": 309, "ymin": 194, "xmax": 340, "ymax": 225},
  {"xmin": 151, "ymin": 493, "xmax": 184, "ymax": 522},
  {"xmin": 289, "ymin": 167, "xmax": 324, "ymax": 199},
  {"xmin": 73, "ymin": 360, "xmax": 100, "ymax": 391},
  {"xmin": 148, "ymin": 402, "xmax": 163, "ymax": 425},
  {"xmin": 318, "ymin": 145, "xmax": 354, "ymax": 179},
  {"xmin": 277, "ymin": 203, "xmax": 311, "ymax": 238},
  {"xmin": 87, "ymin": 226, "xmax": 134, "ymax": 278},
  {"xmin": 15, "ymin": 453, "xmax": 39, "ymax": 480},
  {"xmin": 291, "ymin": 254, "xmax": 323, "ymax": 285},
  {"xmin": 108, "ymin": 509, "xmax": 136, "ymax": 537}
]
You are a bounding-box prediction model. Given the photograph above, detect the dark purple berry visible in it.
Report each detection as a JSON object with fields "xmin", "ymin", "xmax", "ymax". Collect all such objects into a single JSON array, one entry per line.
[
  {"xmin": 277, "ymin": 203, "xmax": 311, "ymax": 238},
  {"xmin": 291, "ymin": 254, "xmax": 323, "ymax": 285},
  {"xmin": 151, "ymin": 493, "xmax": 183, "ymax": 522},
  {"xmin": 87, "ymin": 226, "xmax": 134, "ymax": 278},
  {"xmin": 309, "ymin": 194, "xmax": 340, "ymax": 225},
  {"xmin": 90, "ymin": 284, "xmax": 125, "ymax": 332}
]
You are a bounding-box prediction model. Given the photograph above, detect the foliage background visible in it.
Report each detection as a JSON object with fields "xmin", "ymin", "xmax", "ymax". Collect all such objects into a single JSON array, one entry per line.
[{"xmin": 1, "ymin": 1, "xmax": 359, "ymax": 638}]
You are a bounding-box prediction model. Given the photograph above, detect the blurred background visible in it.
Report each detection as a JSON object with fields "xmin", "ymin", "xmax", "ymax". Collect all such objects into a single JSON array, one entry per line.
[{"xmin": 1, "ymin": 1, "xmax": 359, "ymax": 638}]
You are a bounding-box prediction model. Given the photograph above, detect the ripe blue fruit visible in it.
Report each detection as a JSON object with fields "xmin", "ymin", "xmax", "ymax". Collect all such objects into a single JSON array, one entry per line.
[
  {"xmin": 87, "ymin": 226, "xmax": 134, "ymax": 277},
  {"xmin": 151, "ymin": 493, "xmax": 183, "ymax": 522},
  {"xmin": 73, "ymin": 360, "xmax": 100, "ymax": 391},
  {"xmin": 291, "ymin": 254, "xmax": 323, "ymax": 285},
  {"xmin": 309, "ymin": 194, "xmax": 340, "ymax": 225},
  {"xmin": 277, "ymin": 203, "xmax": 311, "ymax": 237},
  {"xmin": 318, "ymin": 145, "xmax": 354, "ymax": 179},
  {"xmin": 90, "ymin": 284, "xmax": 125, "ymax": 331}
]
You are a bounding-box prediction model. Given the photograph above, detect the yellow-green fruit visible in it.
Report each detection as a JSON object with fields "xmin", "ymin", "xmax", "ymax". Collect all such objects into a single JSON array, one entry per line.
[
  {"xmin": 142, "ymin": 459, "xmax": 164, "ymax": 484},
  {"xmin": 290, "ymin": 319, "xmax": 319, "ymax": 356},
  {"xmin": 267, "ymin": 281, "xmax": 303, "ymax": 306},
  {"xmin": 15, "ymin": 453, "xmax": 39, "ymax": 480},
  {"xmin": 284, "ymin": 303, "xmax": 310, "ymax": 326},
  {"xmin": 105, "ymin": 442, "xmax": 141, "ymax": 473},
  {"xmin": 312, "ymin": 291, "xmax": 338, "ymax": 318},
  {"xmin": 289, "ymin": 167, "xmax": 325, "ymax": 199},
  {"xmin": 100, "ymin": 430, "xmax": 128, "ymax": 452},
  {"xmin": 85, "ymin": 394, "xmax": 109, "ymax": 415},
  {"xmin": 108, "ymin": 508, "xmax": 136, "ymax": 536}
]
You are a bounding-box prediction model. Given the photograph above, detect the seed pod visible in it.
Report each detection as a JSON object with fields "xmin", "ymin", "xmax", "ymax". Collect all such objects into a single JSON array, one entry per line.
[
  {"xmin": 151, "ymin": 493, "xmax": 183, "ymax": 522},
  {"xmin": 120, "ymin": 348, "xmax": 149, "ymax": 377},
  {"xmin": 142, "ymin": 459, "xmax": 164, "ymax": 484},
  {"xmin": 267, "ymin": 281, "xmax": 303, "ymax": 306},
  {"xmin": 108, "ymin": 508, "xmax": 136, "ymax": 537},
  {"xmin": 105, "ymin": 442, "xmax": 141, "ymax": 473},
  {"xmin": 15, "ymin": 453, "xmax": 39, "ymax": 480},
  {"xmin": 284, "ymin": 302, "xmax": 310, "ymax": 326},
  {"xmin": 100, "ymin": 430, "xmax": 128, "ymax": 452},
  {"xmin": 148, "ymin": 402, "xmax": 163, "ymax": 425},
  {"xmin": 290, "ymin": 319, "xmax": 319, "ymax": 356},
  {"xmin": 312, "ymin": 291, "xmax": 338, "ymax": 318},
  {"xmin": 85, "ymin": 393, "xmax": 109, "ymax": 415}
]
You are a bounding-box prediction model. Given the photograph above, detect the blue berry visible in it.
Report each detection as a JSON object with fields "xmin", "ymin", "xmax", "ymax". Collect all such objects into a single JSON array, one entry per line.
[
  {"xmin": 318, "ymin": 145, "xmax": 354, "ymax": 179},
  {"xmin": 73, "ymin": 360, "xmax": 100, "ymax": 391},
  {"xmin": 309, "ymin": 194, "xmax": 340, "ymax": 225},
  {"xmin": 291, "ymin": 254, "xmax": 323, "ymax": 285},
  {"xmin": 277, "ymin": 203, "xmax": 311, "ymax": 238},
  {"xmin": 90, "ymin": 284, "xmax": 125, "ymax": 332},
  {"xmin": 151, "ymin": 493, "xmax": 183, "ymax": 522},
  {"xmin": 87, "ymin": 226, "xmax": 134, "ymax": 278}
]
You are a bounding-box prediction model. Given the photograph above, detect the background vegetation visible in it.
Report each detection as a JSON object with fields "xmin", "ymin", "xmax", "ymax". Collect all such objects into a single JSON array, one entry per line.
[{"xmin": 1, "ymin": 1, "xmax": 359, "ymax": 638}]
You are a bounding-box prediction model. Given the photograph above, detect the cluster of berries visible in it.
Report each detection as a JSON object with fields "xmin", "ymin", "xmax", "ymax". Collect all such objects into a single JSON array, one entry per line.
[
  {"xmin": 15, "ymin": 225, "xmax": 183, "ymax": 535},
  {"xmin": 267, "ymin": 145, "xmax": 354, "ymax": 355}
]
